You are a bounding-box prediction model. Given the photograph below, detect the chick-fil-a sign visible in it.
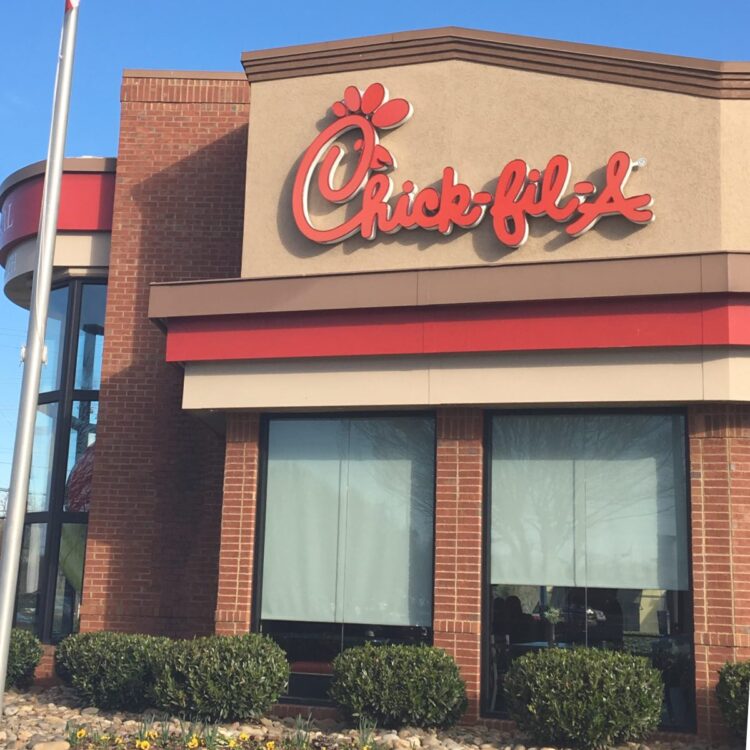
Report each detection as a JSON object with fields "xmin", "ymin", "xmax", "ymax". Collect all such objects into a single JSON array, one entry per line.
[{"xmin": 292, "ymin": 83, "xmax": 655, "ymax": 248}]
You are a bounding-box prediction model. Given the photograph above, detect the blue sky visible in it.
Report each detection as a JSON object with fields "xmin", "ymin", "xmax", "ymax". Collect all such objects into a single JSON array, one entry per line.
[{"xmin": 0, "ymin": 0, "xmax": 749, "ymax": 494}]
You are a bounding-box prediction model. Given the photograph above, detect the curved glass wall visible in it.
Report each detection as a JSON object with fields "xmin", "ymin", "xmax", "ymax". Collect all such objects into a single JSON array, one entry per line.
[{"xmin": 11, "ymin": 280, "xmax": 106, "ymax": 642}]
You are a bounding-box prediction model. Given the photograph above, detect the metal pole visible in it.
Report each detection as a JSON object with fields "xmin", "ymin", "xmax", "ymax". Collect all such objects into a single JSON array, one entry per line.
[{"xmin": 0, "ymin": 0, "xmax": 80, "ymax": 714}]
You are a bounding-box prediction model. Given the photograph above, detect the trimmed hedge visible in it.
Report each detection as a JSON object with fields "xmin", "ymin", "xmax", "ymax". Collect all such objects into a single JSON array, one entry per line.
[
  {"xmin": 716, "ymin": 661, "xmax": 750, "ymax": 737},
  {"xmin": 55, "ymin": 631, "xmax": 170, "ymax": 711},
  {"xmin": 6, "ymin": 628, "xmax": 43, "ymax": 689},
  {"xmin": 504, "ymin": 647, "xmax": 663, "ymax": 750},
  {"xmin": 330, "ymin": 643, "xmax": 467, "ymax": 728},
  {"xmin": 152, "ymin": 634, "xmax": 289, "ymax": 721}
]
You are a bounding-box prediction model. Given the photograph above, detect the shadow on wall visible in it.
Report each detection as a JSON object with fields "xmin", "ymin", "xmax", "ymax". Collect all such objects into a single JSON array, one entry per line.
[{"xmin": 85, "ymin": 121, "xmax": 249, "ymax": 639}]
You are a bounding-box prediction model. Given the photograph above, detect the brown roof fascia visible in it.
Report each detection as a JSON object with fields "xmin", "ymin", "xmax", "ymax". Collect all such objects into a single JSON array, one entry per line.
[
  {"xmin": 241, "ymin": 27, "xmax": 750, "ymax": 99},
  {"xmin": 148, "ymin": 252, "xmax": 750, "ymax": 322},
  {"xmin": 0, "ymin": 157, "xmax": 116, "ymax": 207}
]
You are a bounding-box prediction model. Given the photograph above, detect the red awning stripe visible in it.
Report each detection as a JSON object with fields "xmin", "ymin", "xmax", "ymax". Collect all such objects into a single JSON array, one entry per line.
[
  {"xmin": 0, "ymin": 172, "xmax": 114, "ymax": 262},
  {"xmin": 164, "ymin": 293, "xmax": 750, "ymax": 363}
]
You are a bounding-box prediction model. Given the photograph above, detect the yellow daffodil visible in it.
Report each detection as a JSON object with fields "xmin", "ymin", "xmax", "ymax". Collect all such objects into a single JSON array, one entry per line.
[
  {"xmin": 363, "ymin": 745, "xmax": 371, "ymax": 750},
  {"xmin": 148, "ymin": 730, "xmax": 159, "ymax": 740},
  {"xmin": 239, "ymin": 734, "xmax": 249, "ymax": 742},
  {"xmin": 100, "ymin": 735, "xmax": 110, "ymax": 742},
  {"xmin": 266, "ymin": 741, "xmax": 276, "ymax": 750},
  {"xmin": 115, "ymin": 739, "xmax": 124, "ymax": 746},
  {"xmin": 138, "ymin": 741, "xmax": 152, "ymax": 750},
  {"xmin": 76, "ymin": 729, "xmax": 87, "ymax": 739},
  {"xmin": 229, "ymin": 741, "xmax": 238, "ymax": 749},
  {"xmin": 188, "ymin": 736, "xmax": 200, "ymax": 749}
]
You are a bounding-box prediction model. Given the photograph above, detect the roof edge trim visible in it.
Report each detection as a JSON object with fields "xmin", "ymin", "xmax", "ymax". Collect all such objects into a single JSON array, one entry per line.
[{"xmin": 240, "ymin": 27, "xmax": 750, "ymax": 98}]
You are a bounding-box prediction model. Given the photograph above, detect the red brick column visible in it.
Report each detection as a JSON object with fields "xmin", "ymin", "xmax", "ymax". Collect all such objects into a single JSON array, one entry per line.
[
  {"xmin": 689, "ymin": 405, "xmax": 750, "ymax": 741},
  {"xmin": 215, "ymin": 413, "xmax": 261, "ymax": 635},
  {"xmin": 433, "ymin": 408, "xmax": 484, "ymax": 720},
  {"xmin": 81, "ymin": 73, "xmax": 250, "ymax": 636}
]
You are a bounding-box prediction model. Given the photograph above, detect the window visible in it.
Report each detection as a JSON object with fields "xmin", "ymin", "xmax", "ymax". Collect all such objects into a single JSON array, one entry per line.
[
  {"xmin": 486, "ymin": 412, "xmax": 693, "ymax": 730},
  {"xmin": 14, "ymin": 279, "xmax": 106, "ymax": 642},
  {"xmin": 259, "ymin": 415, "xmax": 435, "ymax": 700}
]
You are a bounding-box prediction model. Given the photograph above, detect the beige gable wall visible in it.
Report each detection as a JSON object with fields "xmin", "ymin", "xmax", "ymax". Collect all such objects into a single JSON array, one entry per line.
[{"xmin": 242, "ymin": 59, "xmax": 749, "ymax": 279}]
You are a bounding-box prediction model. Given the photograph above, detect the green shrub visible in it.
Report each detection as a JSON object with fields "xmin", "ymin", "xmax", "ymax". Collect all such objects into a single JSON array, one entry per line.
[
  {"xmin": 330, "ymin": 643, "xmax": 468, "ymax": 728},
  {"xmin": 717, "ymin": 661, "xmax": 750, "ymax": 737},
  {"xmin": 55, "ymin": 631, "xmax": 170, "ymax": 711},
  {"xmin": 152, "ymin": 634, "xmax": 289, "ymax": 721},
  {"xmin": 504, "ymin": 647, "xmax": 663, "ymax": 750},
  {"xmin": 6, "ymin": 628, "xmax": 43, "ymax": 689}
]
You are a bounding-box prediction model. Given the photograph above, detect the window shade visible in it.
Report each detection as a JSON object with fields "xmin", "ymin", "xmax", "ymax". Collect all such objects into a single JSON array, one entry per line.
[
  {"xmin": 261, "ymin": 417, "xmax": 435, "ymax": 626},
  {"xmin": 491, "ymin": 414, "xmax": 688, "ymax": 591}
]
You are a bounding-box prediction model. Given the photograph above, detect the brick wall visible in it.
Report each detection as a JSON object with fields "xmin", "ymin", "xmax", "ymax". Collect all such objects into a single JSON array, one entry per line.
[
  {"xmin": 112, "ymin": 386, "xmax": 747, "ymax": 739},
  {"xmin": 433, "ymin": 409, "xmax": 484, "ymax": 720},
  {"xmin": 688, "ymin": 404, "xmax": 750, "ymax": 740},
  {"xmin": 80, "ymin": 72, "xmax": 250, "ymax": 636},
  {"xmin": 215, "ymin": 413, "xmax": 260, "ymax": 635}
]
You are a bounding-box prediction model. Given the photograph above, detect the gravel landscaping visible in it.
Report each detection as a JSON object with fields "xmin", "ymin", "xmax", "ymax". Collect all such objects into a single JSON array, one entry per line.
[{"xmin": 0, "ymin": 687, "xmax": 740, "ymax": 750}]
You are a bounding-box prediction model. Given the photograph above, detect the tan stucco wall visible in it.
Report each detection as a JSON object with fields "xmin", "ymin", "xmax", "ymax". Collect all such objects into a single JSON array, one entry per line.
[
  {"xmin": 4, "ymin": 232, "xmax": 110, "ymax": 307},
  {"xmin": 182, "ymin": 347, "xmax": 750, "ymax": 410},
  {"xmin": 242, "ymin": 59, "xmax": 750, "ymax": 279}
]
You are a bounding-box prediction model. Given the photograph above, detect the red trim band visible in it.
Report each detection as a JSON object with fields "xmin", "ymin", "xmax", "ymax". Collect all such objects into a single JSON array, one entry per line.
[
  {"xmin": 164, "ymin": 294, "xmax": 750, "ymax": 363},
  {"xmin": 0, "ymin": 172, "xmax": 115, "ymax": 261}
]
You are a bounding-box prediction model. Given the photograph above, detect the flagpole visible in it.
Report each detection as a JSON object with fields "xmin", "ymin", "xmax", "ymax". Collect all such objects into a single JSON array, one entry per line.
[{"xmin": 0, "ymin": 0, "xmax": 80, "ymax": 713}]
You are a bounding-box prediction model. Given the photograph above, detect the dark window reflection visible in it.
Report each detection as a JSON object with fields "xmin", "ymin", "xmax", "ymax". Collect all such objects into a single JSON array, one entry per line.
[
  {"xmin": 52, "ymin": 523, "xmax": 87, "ymax": 639},
  {"xmin": 64, "ymin": 401, "xmax": 98, "ymax": 512},
  {"xmin": 489, "ymin": 585, "xmax": 693, "ymax": 728}
]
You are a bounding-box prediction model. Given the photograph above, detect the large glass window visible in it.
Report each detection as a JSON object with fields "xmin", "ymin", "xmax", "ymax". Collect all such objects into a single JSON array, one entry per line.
[
  {"xmin": 74, "ymin": 285, "xmax": 106, "ymax": 391},
  {"xmin": 260, "ymin": 415, "xmax": 435, "ymax": 700},
  {"xmin": 28, "ymin": 403, "xmax": 58, "ymax": 513},
  {"xmin": 14, "ymin": 280, "xmax": 106, "ymax": 642},
  {"xmin": 51, "ymin": 523, "xmax": 87, "ymax": 639},
  {"xmin": 64, "ymin": 400, "xmax": 97, "ymax": 512},
  {"xmin": 486, "ymin": 412, "xmax": 693, "ymax": 730},
  {"xmin": 16, "ymin": 524, "xmax": 47, "ymax": 634},
  {"xmin": 39, "ymin": 287, "xmax": 69, "ymax": 393}
]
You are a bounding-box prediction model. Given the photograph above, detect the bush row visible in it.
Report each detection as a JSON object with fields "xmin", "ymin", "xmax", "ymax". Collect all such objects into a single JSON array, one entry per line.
[
  {"xmin": 10, "ymin": 628, "xmax": 750, "ymax": 746},
  {"xmin": 54, "ymin": 633, "xmax": 464, "ymax": 727},
  {"xmin": 22, "ymin": 629, "xmax": 750, "ymax": 745},
  {"xmin": 55, "ymin": 632, "xmax": 289, "ymax": 721},
  {"xmin": 55, "ymin": 632, "xmax": 670, "ymax": 746}
]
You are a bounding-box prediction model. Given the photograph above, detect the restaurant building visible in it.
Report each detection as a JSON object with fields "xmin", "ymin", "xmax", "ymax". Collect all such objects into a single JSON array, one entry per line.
[{"xmin": 1, "ymin": 27, "xmax": 749, "ymax": 741}]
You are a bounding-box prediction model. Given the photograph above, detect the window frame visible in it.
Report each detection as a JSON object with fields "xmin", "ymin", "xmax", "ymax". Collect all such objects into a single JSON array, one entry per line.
[
  {"xmin": 480, "ymin": 406, "xmax": 696, "ymax": 731},
  {"xmin": 253, "ymin": 411, "xmax": 438, "ymax": 701},
  {"xmin": 15, "ymin": 277, "xmax": 106, "ymax": 643}
]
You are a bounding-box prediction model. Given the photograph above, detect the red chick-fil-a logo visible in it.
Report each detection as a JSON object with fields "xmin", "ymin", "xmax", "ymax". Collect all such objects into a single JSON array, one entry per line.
[{"xmin": 291, "ymin": 83, "xmax": 655, "ymax": 248}]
